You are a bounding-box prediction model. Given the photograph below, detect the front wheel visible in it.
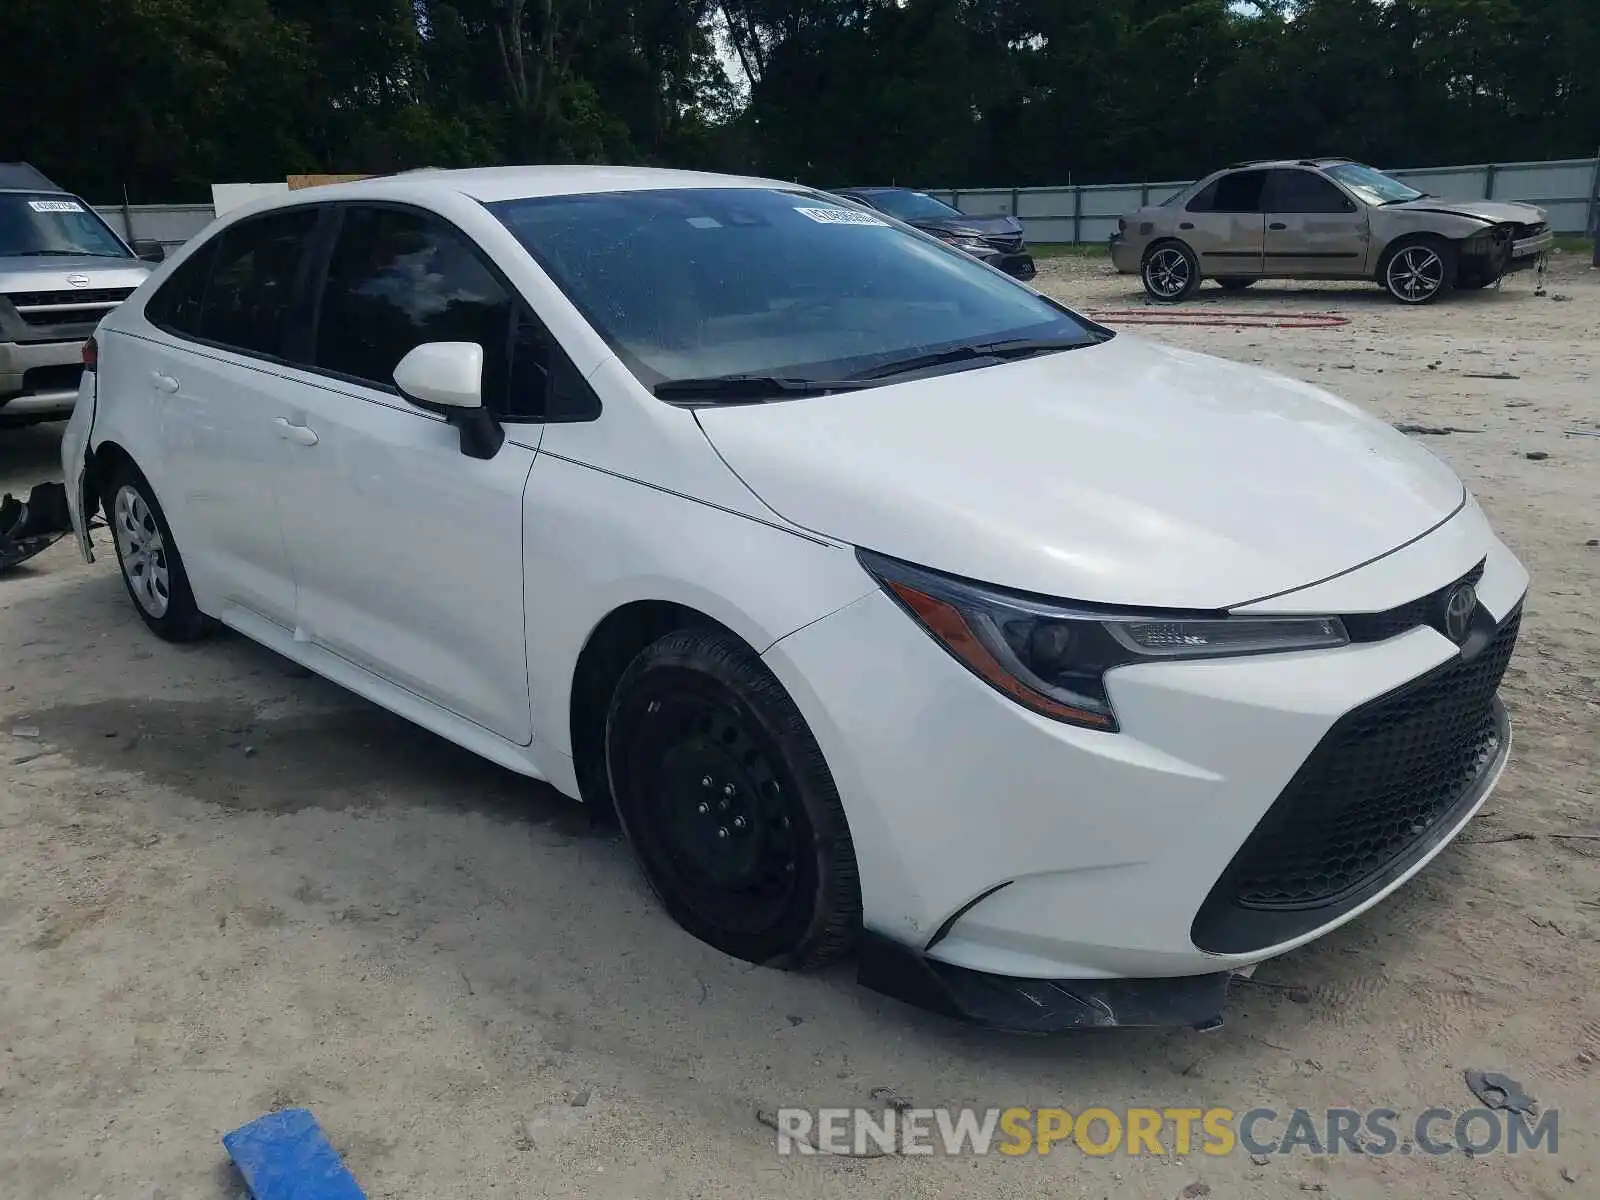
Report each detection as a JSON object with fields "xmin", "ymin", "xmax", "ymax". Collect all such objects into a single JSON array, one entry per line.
[
  {"xmin": 605, "ymin": 628, "xmax": 860, "ymax": 968},
  {"xmin": 1141, "ymin": 242, "xmax": 1200, "ymax": 302},
  {"xmin": 1382, "ymin": 237, "xmax": 1456, "ymax": 305}
]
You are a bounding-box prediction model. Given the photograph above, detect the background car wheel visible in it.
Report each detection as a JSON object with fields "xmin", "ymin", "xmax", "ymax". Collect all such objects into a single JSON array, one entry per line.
[
  {"xmin": 1141, "ymin": 241, "xmax": 1200, "ymax": 302},
  {"xmin": 104, "ymin": 463, "xmax": 212, "ymax": 642},
  {"xmin": 1382, "ymin": 236, "xmax": 1457, "ymax": 304},
  {"xmin": 605, "ymin": 627, "xmax": 860, "ymax": 968},
  {"xmin": 1216, "ymin": 277, "xmax": 1255, "ymax": 291}
]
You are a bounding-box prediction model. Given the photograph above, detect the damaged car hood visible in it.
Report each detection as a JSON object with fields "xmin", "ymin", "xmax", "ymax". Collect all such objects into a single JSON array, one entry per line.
[
  {"xmin": 1390, "ymin": 198, "xmax": 1545, "ymax": 225},
  {"xmin": 696, "ymin": 335, "xmax": 1466, "ymax": 610}
]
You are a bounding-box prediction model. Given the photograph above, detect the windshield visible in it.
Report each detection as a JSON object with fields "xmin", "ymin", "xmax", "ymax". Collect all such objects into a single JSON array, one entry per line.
[
  {"xmin": 489, "ymin": 188, "xmax": 1096, "ymax": 391},
  {"xmin": 1321, "ymin": 164, "xmax": 1423, "ymax": 206},
  {"xmin": 861, "ymin": 189, "xmax": 966, "ymax": 222},
  {"xmin": 0, "ymin": 193, "xmax": 131, "ymax": 258}
]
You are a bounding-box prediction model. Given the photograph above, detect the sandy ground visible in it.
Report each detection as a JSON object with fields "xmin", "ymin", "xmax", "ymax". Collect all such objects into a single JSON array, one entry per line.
[{"xmin": 1, "ymin": 254, "xmax": 1596, "ymax": 1200}]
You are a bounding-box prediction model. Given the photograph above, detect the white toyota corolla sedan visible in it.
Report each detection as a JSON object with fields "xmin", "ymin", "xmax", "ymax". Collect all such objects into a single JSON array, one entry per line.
[{"xmin": 62, "ymin": 167, "xmax": 1527, "ymax": 1032}]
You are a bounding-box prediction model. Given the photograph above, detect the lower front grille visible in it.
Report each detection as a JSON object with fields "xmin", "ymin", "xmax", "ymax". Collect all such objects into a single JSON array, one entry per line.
[
  {"xmin": 1192, "ymin": 605, "xmax": 1520, "ymax": 954},
  {"xmin": 986, "ymin": 235, "xmax": 1025, "ymax": 254}
]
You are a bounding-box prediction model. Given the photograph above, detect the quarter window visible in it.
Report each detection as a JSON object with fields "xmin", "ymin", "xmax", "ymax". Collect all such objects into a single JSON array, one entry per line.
[
  {"xmin": 145, "ymin": 240, "xmax": 218, "ymax": 337},
  {"xmin": 195, "ymin": 208, "xmax": 320, "ymax": 356}
]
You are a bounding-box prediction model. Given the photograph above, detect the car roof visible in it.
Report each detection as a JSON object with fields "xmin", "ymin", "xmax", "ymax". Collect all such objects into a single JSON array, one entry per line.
[
  {"xmin": 1221, "ymin": 158, "xmax": 1356, "ymax": 171},
  {"xmin": 0, "ymin": 161, "xmax": 66, "ymax": 192},
  {"xmin": 290, "ymin": 165, "xmax": 796, "ymax": 206}
]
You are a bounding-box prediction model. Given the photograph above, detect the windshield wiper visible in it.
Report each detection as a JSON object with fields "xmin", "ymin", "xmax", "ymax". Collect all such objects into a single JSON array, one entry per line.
[
  {"xmin": 854, "ymin": 335, "xmax": 1093, "ymax": 381},
  {"xmin": 14, "ymin": 249, "xmax": 128, "ymax": 257},
  {"xmin": 654, "ymin": 374, "xmax": 873, "ymax": 402}
]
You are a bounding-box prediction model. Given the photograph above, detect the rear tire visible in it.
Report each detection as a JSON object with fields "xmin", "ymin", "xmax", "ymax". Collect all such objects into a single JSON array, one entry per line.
[
  {"xmin": 605, "ymin": 628, "xmax": 860, "ymax": 968},
  {"xmin": 104, "ymin": 463, "xmax": 212, "ymax": 642},
  {"xmin": 1216, "ymin": 277, "xmax": 1255, "ymax": 291},
  {"xmin": 1141, "ymin": 241, "xmax": 1200, "ymax": 302},
  {"xmin": 1381, "ymin": 236, "xmax": 1457, "ymax": 305}
]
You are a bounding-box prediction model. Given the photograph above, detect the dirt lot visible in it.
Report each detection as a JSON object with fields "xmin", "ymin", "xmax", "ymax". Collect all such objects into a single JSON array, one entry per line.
[{"xmin": 2, "ymin": 254, "xmax": 1596, "ymax": 1200}]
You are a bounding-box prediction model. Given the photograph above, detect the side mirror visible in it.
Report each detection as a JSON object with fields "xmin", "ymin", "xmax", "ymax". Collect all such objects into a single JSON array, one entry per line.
[
  {"xmin": 394, "ymin": 342, "xmax": 504, "ymax": 460},
  {"xmin": 132, "ymin": 239, "xmax": 166, "ymax": 263}
]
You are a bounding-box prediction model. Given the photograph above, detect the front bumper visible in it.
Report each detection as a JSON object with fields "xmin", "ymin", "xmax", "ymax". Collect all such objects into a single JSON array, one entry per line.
[
  {"xmin": 1506, "ymin": 229, "xmax": 1553, "ymax": 270},
  {"xmin": 762, "ymin": 504, "xmax": 1528, "ymax": 1026},
  {"xmin": 973, "ymin": 248, "xmax": 1036, "ymax": 280},
  {"xmin": 0, "ymin": 337, "xmax": 83, "ymax": 422}
]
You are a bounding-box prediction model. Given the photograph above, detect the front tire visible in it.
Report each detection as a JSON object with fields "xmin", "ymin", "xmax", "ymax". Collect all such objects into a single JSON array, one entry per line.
[
  {"xmin": 105, "ymin": 463, "xmax": 212, "ymax": 642},
  {"xmin": 1141, "ymin": 241, "xmax": 1200, "ymax": 302},
  {"xmin": 605, "ymin": 628, "xmax": 860, "ymax": 968},
  {"xmin": 1382, "ymin": 236, "xmax": 1456, "ymax": 304}
]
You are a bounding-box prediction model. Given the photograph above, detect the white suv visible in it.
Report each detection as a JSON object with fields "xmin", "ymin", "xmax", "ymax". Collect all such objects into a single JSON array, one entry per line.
[{"xmin": 63, "ymin": 167, "xmax": 1528, "ymax": 1032}]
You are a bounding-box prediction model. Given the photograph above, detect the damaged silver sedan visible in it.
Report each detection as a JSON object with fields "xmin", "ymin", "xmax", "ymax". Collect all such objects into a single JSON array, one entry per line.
[{"xmin": 1111, "ymin": 158, "xmax": 1553, "ymax": 304}]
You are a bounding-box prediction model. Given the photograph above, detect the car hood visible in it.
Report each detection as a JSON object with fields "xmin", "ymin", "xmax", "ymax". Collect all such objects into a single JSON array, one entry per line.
[
  {"xmin": 696, "ymin": 335, "xmax": 1466, "ymax": 609},
  {"xmin": 909, "ymin": 213, "xmax": 1024, "ymax": 240},
  {"xmin": 1391, "ymin": 198, "xmax": 1546, "ymax": 225},
  {"xmin": 0, "ymin": 255, "xmax": 151, "ymax": 291}
]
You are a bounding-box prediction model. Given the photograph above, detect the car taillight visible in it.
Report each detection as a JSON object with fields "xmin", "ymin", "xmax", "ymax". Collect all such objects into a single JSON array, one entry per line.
[{"xmin": 82, "ymin": 335, "xmax": 98, "ymax": 372}]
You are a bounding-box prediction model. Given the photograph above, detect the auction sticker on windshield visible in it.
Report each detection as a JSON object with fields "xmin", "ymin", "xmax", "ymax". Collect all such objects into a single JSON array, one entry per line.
[
  {"xmin": 795, "ymin": 206, "xmax": 888, "ymax": 226},
  {"xmin": 28, "ymin": 199, "xmax": 85, "ymax": 213}
]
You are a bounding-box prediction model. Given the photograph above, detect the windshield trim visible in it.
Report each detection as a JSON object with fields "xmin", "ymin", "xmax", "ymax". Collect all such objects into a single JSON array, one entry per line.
[
  {"xmin": 484, "ymin": 186, "xmax": 1108, "ymax": 401},
  {"xmin": 0, "ymin": 190, "xmax": 135, "ymax": 260}
]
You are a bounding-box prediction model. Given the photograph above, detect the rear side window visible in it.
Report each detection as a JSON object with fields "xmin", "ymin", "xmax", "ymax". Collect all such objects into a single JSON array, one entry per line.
[
  {"xmin": 145, "ymin": 240, "xmax": 218, "ymax": 336},
  {"xmin": 1189, "ymin": 171, "xmax": 1267, "ymax": 214},
  {"xmin": 195, "ymin": 209, "xmax": 320, "ymax": 356}
]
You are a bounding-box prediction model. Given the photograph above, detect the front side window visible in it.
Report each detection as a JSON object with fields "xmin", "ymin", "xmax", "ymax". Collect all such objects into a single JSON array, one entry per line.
[
  {"xmin": 1322, "ymin": 163, "xmax": 1424, "ymax": 206},
  {"xmin": 488, "ymin": 188, "xmax": 1098, "ymax": 391},
  {"xmin": 1265, "ymin": 170, "xmax": 1357, "ymax": 214},
  {"xmin": 197, "ymin": 208, "xmax": 320, "ymax": 356},
  {"xmin": 0, "ymin": 192, "xmax": 130, "ymax": 258},
  {"xmin": 314, "ymin": 207, "xmax": 514, "ymax": 405}
]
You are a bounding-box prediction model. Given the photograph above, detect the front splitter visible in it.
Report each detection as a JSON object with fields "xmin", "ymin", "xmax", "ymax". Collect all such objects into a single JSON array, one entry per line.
[{"xmin": 857, "ymin": 931, "xmax": 1231, "ymax": 1034}]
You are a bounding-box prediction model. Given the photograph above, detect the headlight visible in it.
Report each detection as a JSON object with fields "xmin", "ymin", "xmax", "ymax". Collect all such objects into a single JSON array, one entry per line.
[{"xmin": 859, "ymin": 550, "xmax": 1349, "ymax": 732}]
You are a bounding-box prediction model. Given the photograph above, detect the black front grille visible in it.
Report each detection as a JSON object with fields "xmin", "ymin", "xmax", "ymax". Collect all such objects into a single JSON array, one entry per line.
[
  {"xmin": 4, "ymin": 287, "xmax": 135, "ymax": 308},
  {"xmin": 986, "ymin": 235, "xmax": 1025, "ymax": 254},
  {"xmin": 1511, "ymin": 221, "xmax": 1547, "ymax": 240},
  {"xmin": 22, "ymin": 363, "xmax": 84, "ymax": 393},
  {"xmin": 1192, "ymin": 604, "xmax": 1520, "ymax": 954},
  {"xmin": 1343, "ymin": 560, "xmax": 1484, "ymax": 643}
]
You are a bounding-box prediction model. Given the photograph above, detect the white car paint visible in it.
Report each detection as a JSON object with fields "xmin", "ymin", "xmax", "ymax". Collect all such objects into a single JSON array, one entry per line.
[{"xmin": 63, "ymin": 165, "xmax": 1528, "ymax": 1015}]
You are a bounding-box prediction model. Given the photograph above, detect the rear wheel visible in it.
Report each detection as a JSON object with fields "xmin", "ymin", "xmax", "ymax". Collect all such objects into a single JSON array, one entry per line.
[
  {"xmin": 1141, "ymin": 241, "xmax": 1200, "ymax": 302},
  {"xmin": 605, "ymin": 628, "xmax": 860, "ymax": 968},
  {"xmin": 105, "ymin": 463, "xmax": 212, "ymax": 641},
  {"xmin": 1382, "ymin": 236, "xmax": 1456, "ymax": 305},
  {"xmin": 1216, "ymin": 277, "xmax": 1255, "ymax": 291}
]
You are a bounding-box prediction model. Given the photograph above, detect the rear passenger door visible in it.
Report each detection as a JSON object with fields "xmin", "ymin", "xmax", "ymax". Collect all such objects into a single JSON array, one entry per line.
[
  {"xmin": 1262, "ymin": 169, "xmax": 1370, "ymax": 277},
  {"xmin": 1179, "ymin": 171, "xmax": 1267, "ymax": 277},
  {"xmin": 138, "ymin": 207, "xmax": 321, "ymax": 623},
  {"xmin": 269, "ymin": 203, "xmax": 546, "ymax": 744}
]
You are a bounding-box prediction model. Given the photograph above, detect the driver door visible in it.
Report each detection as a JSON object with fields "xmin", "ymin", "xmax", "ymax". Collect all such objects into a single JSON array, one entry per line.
[
  {"xmin": 270, "ymin": 204, "xmax": 540, "ymax": 744},
  {"xmin": 1262, "ymin": 169, "xmax": 1371, "ymax": 277}
]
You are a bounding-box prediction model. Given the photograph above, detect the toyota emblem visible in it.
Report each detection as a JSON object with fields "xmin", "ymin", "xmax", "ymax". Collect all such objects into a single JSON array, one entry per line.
[
  {"xmin": 1441, "ymin": 582, "xmax": 1476, "ymax": 644},
  {"xmin": 65, "ymin": 273, "xmax": 91, "ymax": 288}
]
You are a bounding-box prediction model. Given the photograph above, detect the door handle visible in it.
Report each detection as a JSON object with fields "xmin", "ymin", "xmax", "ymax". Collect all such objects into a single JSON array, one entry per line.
[
  {"xmin": 1179, "ymin": 222, "xmax": 1194, "ymax": 230},
  {"xmin": 273, "ymin": 417, "xmax": 319, "ymax": 447},
  {"xmin": 1269, "ymin": 222, "xmax": 1288, "ymax": 230},
  {"xmin": 151, "ymin": 371, "xmax": 180, "ymax": 394}
]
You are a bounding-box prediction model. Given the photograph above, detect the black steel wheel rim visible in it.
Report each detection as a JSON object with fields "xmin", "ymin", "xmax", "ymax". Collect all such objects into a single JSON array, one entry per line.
[{"xmin": 617, "ymin": 681, "xmax": 806, "ymax": 934}]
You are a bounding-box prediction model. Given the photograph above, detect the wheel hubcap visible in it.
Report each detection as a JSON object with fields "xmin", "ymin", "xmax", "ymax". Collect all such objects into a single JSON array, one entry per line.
[
  {"xmin": 1146, "ymin": 248, "xmax": 1191, "ymax": 298},
  {"xmin": 623, "ymin": 692, "xmax": 800, "ymax": 929},
  {"xmin": 113, "ymin": 485, "xmax": 170, "ymax": 618},
  {"xmin": 1389, "ymin": 247, "xmax": 1444, "ymax": 300}
]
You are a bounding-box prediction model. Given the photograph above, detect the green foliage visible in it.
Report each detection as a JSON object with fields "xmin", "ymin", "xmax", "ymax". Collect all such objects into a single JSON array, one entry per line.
[{"xmin": 0, "ymin": 0, "xmax": 1595, "ymax": 200}]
